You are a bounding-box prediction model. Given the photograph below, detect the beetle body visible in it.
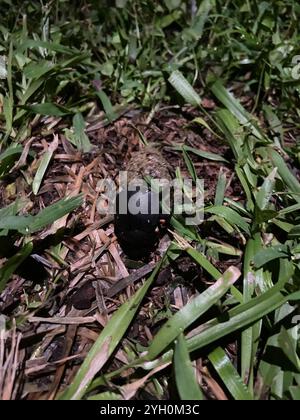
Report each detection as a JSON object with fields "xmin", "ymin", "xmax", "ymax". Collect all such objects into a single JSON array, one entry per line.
[{"xmin": 114, "ymin": 146, "xmax": 172, "ymax": 259}]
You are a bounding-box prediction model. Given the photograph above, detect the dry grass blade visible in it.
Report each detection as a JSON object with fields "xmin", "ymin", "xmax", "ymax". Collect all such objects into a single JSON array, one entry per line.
[
  {"xmin": 0, "ymin": 323, "xmax": 22, "ymax": 400},
  {"xmin": 121, "ymin": 363, "xmax": 170, "ymax": 400}
]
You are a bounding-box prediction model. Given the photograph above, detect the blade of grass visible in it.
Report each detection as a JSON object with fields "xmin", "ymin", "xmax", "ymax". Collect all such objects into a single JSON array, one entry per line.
[
  {"xmin": 256, "ymin": 168, "xmax": 277, "ymax": 210},
  {"xmin": 187, "ymin": 290, "xmax": 295, "ymax": 354},
  {"xmin": 206, "ymin": 205, "xmax": 251, "ymax": 235},
  {"xmin": 0, "ymin": 145, "xmax": 23, "ymax": 177},
  {"xmin": 186, "ymin": 246, "xmax": 222, "ymax": 279},
  {"xmin": 268, "ymin": 148, "xmax": 300, "ymax": 203},
  {"xmin": 174, "ymin": 334, "xmax": 203, "ymax": 400},
  {"xmin": 278, "ymin": 327, "xmax": 300, "ymax": 372},
  {"xmin": 146, "ymin": 265, "xmax": 240, "ymax": 360},
  {"xmin": 24, "ymin": 102, "xmax": 72, "ymax": 117},
  {"xmin": 168, "ymin": 70, "xmax": 201, "ymax": 106},
  {"xmin": 3, "ymin": 42, "xmax": 14, "ymax": 142},
  {"xmin": 214, "ymin": 169, "xmax": 227, "ymax": 206},
  {"xmin": 96, "ymin": 90, "xmax": 117, "ymax": 123},
  {"xmin": 0, "ymin": 195, "xmax": 83, "ymax": 234},
  {"xmin": 142, "ymin": 288, "xmax": 296, "ymax": 372},
  {"xmin": 215, "ymin": 109, "xmax": 245, "ymax": 161},
  {"xmin": 32, "ymin": 134, "xmax": 59, "ymax": 195},
  {"xmin": 211, "ymin": 79, "xmax": 265, "ymax": 140},
  {"xmin": 208, "ymin": 347, "xmax": 253, "ymax": 400},
  {"xmin": 58, "ymin": 255, "xmax": 168, "ymax": 400},
  {"xmin": 186, "ymin": 245, "xmax": 243, "ymax": 302},
  {"xmin": 70, "ymin": 113, "xmax": 92, "ymax": 153},
  {"xmin": 17, "ymin": 39, "xmax": 80, "ymax": 55},
  {"xmin": 235, "ymin": 165, "xmax": 255, "ymax": 211},
  {"xmin": 0, "ymin": 242, "xmax": 33, "ymax": 292},
  {"xmin": 241, "ymin": 233, "xmax": 262, "ymax": 390},
  {"xmin": 206, "ymin": 241, "xmax": 242, "ymax": 257},
  {"xmin": 172, "ymin": 144, "xmax": 228, "ymax": 163},
  {"xmin": 190, "ymin": 117, "xmax": 222, "ymax": 140},
  {"xmin": 182, "ymin": 146, "xmax": 197, "ymax": 183}
]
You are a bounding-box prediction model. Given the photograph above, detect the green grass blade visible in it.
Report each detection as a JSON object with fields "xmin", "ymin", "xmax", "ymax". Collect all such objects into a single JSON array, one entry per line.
[
  {"xmin": 0, "ymin": 242, "xmax": 33, "ymax": 292},
  {"xmin": 289, "ymin": 387, "xmax": 300, "ymax": 400},
  {"xmin": 17, "ymin": 39, "xmax": 79, "ymax": 55},
  {"xmin": 58, "ymin": 256, "xmax": 167, "ymax": 400},
  {"xmin": 241, "ymin": 233, "xmax": 262, "ymax": 390},
  {"xmin": 72, "ymin": 113, "xmax": 92, "ymax": 153},
  {"xmin": 214, "ymin": 169, "xmax": 227, "ymax": 206},
  {"xmin": 29, "ymin": 195, "xmax": 83, "ymax": 232},
  {"xmin": 208, "ymin": 347, "xmax": 253, "ymax": 400},
  {"xmin": 253, "ymin": 245, "xmax": 289, "ymax": 268},
  {"xmin": 96, "ymin": 90, "xmax": 118, "ymax": 123},
  {"xmin": 186, "ymin": 247, "xmax": 222, "ymax": 279},
  {"xmin": 168, "ymin": 70, "xmax": 201, "ymax": 106},
  {"xmin": 215, "ymin": 109, "xmax": 244, "ymax": 160},
  {"xmin": 256, "ymin": 168, "xmax": 277, "ymax": 210},
  {"xmin": 235, "ymin": 165, "xmax": 254, "ymax": 211},
  {"xmin": 32, "ymin": 135, "xmax": 59, "ymax": 195},
  {"xmin": 174, "ymin": 334, "xmax": 204, "ymax": 400},
  {"xmin": 268, "ymin": 148, "xmax": 300, "ymax": 202},
  {"xmin": 0, "ymin": 195, "xmax": 83, "ymax": 234},
  {"xmin": 24, "ymin": 102, "xmax": 72, "ymax": 117},
  {"xmin": 278, "ymin": 327, "xmax": 300, "ymax": 372},
  {"xmin": 0, "ymin": 145, "xmax": 23, "ymax": 177},
  {"xmin": 182, "ymin": 147, "xmax": 197, "ymax": 183},
  {"xmin": 211, "ymin": 80, "xmax": 264, "ymax": 140},
  {"xmin": 88, "ymin": 392, "xmax": 122, "ymax": 400},
  {"xmin": 32, "ymin": 150, "xmax": 53, "ymax": 195},
  {"xmin": 187, "ymin": 290, "xmax": 290, "ymax": 353},
  {"xmin": 187, "ymin": 246, "xmax": 243, "ymax": 302},
  {"xmin": 146, "ymin": 266, "xmax": 240, "ymax": 360},
  {"xmin": 140, "ymin": 284, "xmax": 295, "ymax": 371},
  {"xmin": 174, "ymin": 144, "xmax": 228, "ymax": 163},
  {"xmin": 206, "ymin": 241, "xmax": 242, "ymax": 257},
  {"xmin": 206, "ymin": 205, "xmax": 251, "ymax": 234}
]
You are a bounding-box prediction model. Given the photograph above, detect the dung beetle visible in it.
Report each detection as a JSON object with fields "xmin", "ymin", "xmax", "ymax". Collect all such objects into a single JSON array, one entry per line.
[
  {"xmin": 114, "ymin": 146, "xmax": 172, "ymax": 259},
  {"xmin": 114, "ymin": 186, "xmax": 170, "ymax": 259}
]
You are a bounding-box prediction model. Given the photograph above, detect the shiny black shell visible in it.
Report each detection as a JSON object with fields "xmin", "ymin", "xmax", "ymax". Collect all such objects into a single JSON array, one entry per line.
[
  {"xmin": 114, "ymin": 187, "xmax": 170, "ymax": 259},
  {"xmin": 114, "ymin": 146, "xmax": 172, "ymax": 259}
]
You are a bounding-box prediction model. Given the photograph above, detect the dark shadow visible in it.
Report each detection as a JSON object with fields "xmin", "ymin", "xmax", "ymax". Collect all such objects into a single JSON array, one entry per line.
[{"xmin": 262, "ymin": 345, "xmax": 298, "ymax": 372}]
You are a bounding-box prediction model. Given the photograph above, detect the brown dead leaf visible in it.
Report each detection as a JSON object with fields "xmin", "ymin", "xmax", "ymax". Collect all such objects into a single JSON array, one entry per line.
[{"xmin": 121, "ymin": 362, "xmax": 170, "ymax": 400}]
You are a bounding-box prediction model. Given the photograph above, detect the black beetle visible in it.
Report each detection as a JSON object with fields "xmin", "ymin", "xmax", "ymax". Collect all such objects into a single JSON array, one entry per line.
[
  {"xmin": 114, "ymin": 187, "xmax": 170, "ymax": 259},
  {"xmin": 114, "ymin": 146, "xmax": 172, "ymax": 259}
]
